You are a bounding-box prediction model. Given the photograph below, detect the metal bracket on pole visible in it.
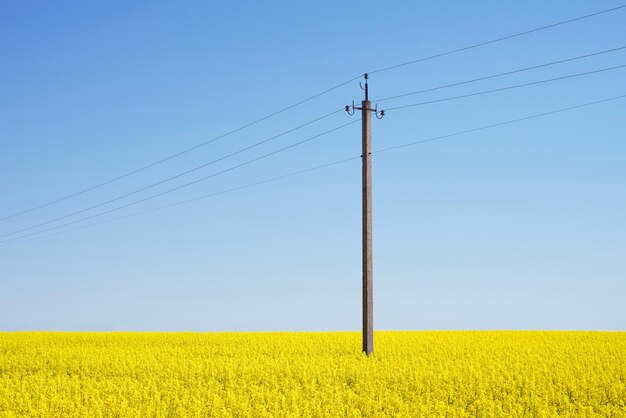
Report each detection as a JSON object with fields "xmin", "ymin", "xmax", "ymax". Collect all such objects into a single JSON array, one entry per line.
[{"xmin": 345, "ymin": 101, "xmax": 356, "ymax": 116}]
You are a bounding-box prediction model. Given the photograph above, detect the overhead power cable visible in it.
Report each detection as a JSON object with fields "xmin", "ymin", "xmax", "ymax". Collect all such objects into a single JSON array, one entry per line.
[
  {"xmin": 3, "ymin": 63, "xmax": 624, "ymax": 240},
  {"xmin": 4, "ymin": 5, "xmax": 623, "ymax": 224},
  {"xmin": 367, "ymin": 4, "xmax": 626, "ymax": 75},
  {"xmin": 375, "ymin": 45, "xmax": 626, "ymax": 103},
  {"xmin": 375, "ymin": 94, "xmax": 626, "ymax": 154},
  {"xmin": 4, "ymin": 63, "xmax": 623, "ymax": 240},
  {"xmin": 0, "ymin": 108, "xmax": 344, "ymax": 238},
  {"xmin": 0, "ymin": 77, "xmax": 360, "ymax": 224},
  {"xmin": 0, "ymin": 120, "xmax": 360, "ymax": 245},
  {"xmin": 4, "ymin": 94, "xmax": 625, "ymax": 247},
  {"xmin": 384, "ymin": 64, "xmax": 626, "ymax": 111},
  {"xmin": 3, "ymin": 157, "xmax": 362, "ymax": 246}
]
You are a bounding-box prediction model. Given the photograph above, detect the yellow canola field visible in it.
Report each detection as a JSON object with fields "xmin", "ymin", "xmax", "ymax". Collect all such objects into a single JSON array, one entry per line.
[{"xmin": 1, "ymin": 331, "xmax": 625, "ymax": 417}]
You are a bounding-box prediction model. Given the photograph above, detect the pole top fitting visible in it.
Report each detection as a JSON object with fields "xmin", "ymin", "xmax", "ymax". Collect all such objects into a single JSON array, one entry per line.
[{"xmin": 360, "ymin": 74, "xmax": 369, "ymax": 101}]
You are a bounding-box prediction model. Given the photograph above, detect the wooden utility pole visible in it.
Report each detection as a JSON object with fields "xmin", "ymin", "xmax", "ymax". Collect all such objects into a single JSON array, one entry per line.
[{"xmin": 346, "ymin": 74, "xmax": 384, "ymax": 356}]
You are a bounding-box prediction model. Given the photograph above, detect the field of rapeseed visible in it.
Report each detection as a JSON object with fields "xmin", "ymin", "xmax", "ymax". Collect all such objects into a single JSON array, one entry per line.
[{"xmin": 0, "ymin": 332, "xmax": 625, "ymax": 417}]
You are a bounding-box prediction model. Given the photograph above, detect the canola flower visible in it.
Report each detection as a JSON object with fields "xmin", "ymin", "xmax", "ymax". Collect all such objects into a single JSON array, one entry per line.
[{"xmin": 0, "ymin": 331, "xmax": 625, "ymax": 417}]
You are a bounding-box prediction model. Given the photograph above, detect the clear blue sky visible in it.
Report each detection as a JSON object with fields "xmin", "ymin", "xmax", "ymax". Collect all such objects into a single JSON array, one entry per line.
[{"xmin": 1, "ymin": 1, "xmax": 625, "ymax": 331}]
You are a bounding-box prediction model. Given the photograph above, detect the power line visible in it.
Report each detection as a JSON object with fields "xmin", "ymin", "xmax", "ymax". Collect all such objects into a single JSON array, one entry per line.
[
  {"xmin": 5, "ymin": 5, "xmax": 623, "ymax": 224},
  {"xmin": 3, "ymin": 157, "xmax": 362, "ymax": 246},
  {"xmin": 384, "ymin": 64, "xmax": 626, "ymax": 111},
  {"xmin": 367, "ymin": 4, "xmax": 626, "ymax": 75},
  {"xmin": 0, "ymin": 120, "xmax": 360, "ymax": 245},
  {"xmin": 375, "ymin": 94, "xmax": 626, "ymax": 154},
  {"xmin": 0, "ymin": 77, "xmax": 361, "ymax": 224},
  {"xmin": 375, "ymin": 45, "xmax": 626, "ymax": 103},
  {"xmin": 5, "ymin": 63, "xmax": 623, "ymax": 239},
  {"xmin": 4, "ymin": 94, "xmax": 624, "ymax": 247},
  {"xmin": 0, "ymin": 108, "xmax": 344, "ymax": 238}
]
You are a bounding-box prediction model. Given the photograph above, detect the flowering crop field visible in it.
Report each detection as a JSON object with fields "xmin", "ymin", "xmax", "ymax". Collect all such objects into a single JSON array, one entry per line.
[{"xmin": 1, "ymin": 332, "xmax": 625, "ymax": 417}]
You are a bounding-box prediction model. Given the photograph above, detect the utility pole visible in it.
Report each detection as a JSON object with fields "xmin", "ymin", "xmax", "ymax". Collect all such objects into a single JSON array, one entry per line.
[{"xmin": 346, "ymin": 74, "xmax": 384, "ymax": 356}]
